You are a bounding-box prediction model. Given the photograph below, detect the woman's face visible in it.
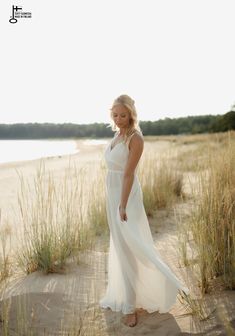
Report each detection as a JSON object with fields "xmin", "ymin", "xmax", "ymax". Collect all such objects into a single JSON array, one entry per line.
[{"xmin": 112, "ymin": 104, "xmax": 130, "ymax": 129}]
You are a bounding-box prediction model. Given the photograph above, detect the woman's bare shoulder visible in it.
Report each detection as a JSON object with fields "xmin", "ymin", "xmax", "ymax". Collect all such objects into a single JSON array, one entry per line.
[
  {"xmin": 131, "ymin": 130, "xmax": 144, "ymax": 142},
  {"xmin": 128, "ymin": 130, "xmax": 144, "ymax": 151}
]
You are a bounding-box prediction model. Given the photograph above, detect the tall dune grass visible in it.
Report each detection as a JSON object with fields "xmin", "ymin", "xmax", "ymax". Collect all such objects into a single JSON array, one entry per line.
[
  {"xmin": 15, "ymin": 145, "xmax": 186, "ymax": 276},
  {"xmin": 16, "ymin": 160, "xmax": 94, "ymax": 274},
  {"xmin": 175, "ymin": 143, "xmax": 212, "ymax": 172},
  {"xmin": 0, "ymin": 211, "xmax": 12, "ymax": 286},
  {"xmin": 181, "ymin": 131, "xmax": 235, "ymax": 293},
  {"xmin": 138, "ymin": 150, "xmax": 184, "ymax": 216},
  {"xmin": 148, "ymin": 131, "xmax": 235, "ymax": 145},
  {"xmin": 1, "ymin": 134, "xmax": 234, "ymax": 334},
  {"xmin": 87, "ymin": 161, "xmax": 108, "ymax": 237}
]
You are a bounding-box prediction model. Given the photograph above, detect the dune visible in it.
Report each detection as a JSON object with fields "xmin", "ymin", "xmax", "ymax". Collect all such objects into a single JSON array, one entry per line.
[{"xmin": 0, "ymin": 138, "xmax": 234, "ymax": 335}]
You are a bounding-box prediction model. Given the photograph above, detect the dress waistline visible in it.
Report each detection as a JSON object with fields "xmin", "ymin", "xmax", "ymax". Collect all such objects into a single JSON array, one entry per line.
[{"xmin": 107, "ymin": 169, "xmax": 137, "ymax": 176}]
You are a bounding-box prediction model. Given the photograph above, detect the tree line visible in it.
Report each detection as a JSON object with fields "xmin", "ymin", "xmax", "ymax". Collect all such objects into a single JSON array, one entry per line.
[{"xmin": 0, "ymin": 111, "xmax": 234, "ymax": 139}]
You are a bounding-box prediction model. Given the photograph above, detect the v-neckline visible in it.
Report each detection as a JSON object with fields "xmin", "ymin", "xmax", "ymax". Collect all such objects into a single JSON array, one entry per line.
[
  {"xmin": 110, "ymin": 133, "xmax": 124, "ymax": 152},
  {"xmin": 110, "ymin": 141, "xmax": 123, "ymax": 152}
]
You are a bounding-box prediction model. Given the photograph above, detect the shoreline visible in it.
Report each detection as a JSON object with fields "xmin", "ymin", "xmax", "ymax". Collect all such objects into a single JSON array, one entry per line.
[
  {"xmin": 0, "ymin": 135, "xmax": 234, "ymax": 335},
  {"xmin": 0, "ymin": 140, "xmax": 107, "ymax": 242},
  {"xmin": 0, "ymin": 138, "xmax": 109, "ymax": 168}
]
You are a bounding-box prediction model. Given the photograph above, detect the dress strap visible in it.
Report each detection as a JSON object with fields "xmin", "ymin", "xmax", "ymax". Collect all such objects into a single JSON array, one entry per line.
[{"xmin": 126, "ymin": 130, "xmax": 139, "ymax": 148}]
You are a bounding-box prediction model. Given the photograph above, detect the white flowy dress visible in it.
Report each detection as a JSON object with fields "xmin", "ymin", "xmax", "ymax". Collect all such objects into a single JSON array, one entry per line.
[{"xmin": 99, "ymin": 131, "xmax": 189, "ymax": 315}]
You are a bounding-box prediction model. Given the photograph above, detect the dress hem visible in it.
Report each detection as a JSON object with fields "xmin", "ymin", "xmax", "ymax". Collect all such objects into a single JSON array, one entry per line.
[{"xmin": 99, "ymin": 297, "xmax": 178, "ymax": 315}]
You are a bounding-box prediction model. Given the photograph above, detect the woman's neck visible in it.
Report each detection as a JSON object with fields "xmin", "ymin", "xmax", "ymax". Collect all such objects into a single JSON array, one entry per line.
[{"xmin": 118, "ymin": 128, "xmax": 127, "ymax": 136}]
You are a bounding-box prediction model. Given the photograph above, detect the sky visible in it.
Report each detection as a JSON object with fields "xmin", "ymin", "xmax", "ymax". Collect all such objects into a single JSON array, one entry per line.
[{"xmin": 1, "ymin": 0, "xmax": 235, "ymax": 125}]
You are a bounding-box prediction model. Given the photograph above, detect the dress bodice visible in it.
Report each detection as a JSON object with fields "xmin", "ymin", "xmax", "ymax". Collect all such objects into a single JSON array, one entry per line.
[
  {"xmin": 104, "ymin": 132, "xmax": 141, "ymax": 173},
  {"xmin": 104, "ymin": 140, "xmax": 129, "ymax": 171}
]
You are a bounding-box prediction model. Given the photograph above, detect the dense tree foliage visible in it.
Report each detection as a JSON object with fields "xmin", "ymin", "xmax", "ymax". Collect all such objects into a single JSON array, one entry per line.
[
  {"xmin": 0, "ymin": 112, "xmax": 234, "ymax": 139},
  {"xmin": 210, "ymin": 111, "xmax": 235, "ymax": 132}
]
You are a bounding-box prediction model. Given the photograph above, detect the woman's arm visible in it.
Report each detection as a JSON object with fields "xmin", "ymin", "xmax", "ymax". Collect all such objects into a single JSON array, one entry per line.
[{"xmin": 119, "ymin": 133, "xmax": 144, "ymax": 221}]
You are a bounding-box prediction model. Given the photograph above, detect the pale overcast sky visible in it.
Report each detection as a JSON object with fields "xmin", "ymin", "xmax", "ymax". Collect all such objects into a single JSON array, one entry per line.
[{"xmin": 1, "ymin": 0, "xmax": 235, "ymax": 124}]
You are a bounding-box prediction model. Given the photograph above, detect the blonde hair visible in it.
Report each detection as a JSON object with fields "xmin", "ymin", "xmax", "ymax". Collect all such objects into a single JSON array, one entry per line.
[{"xmin": 109, "ymin": 94, "xmax": 142, "ymax": 144}]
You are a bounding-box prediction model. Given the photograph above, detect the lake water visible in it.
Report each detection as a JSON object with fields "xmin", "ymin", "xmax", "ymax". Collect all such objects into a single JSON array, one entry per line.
[{"xmin": 0, "ymin": 139, "xmax": 108, "ymax": 164}]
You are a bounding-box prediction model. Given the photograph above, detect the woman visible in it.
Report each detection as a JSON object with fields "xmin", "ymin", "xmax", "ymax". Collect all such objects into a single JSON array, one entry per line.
[{"xmin": 99, "ymin": 94, "xmax": 189, "ymax": 327}]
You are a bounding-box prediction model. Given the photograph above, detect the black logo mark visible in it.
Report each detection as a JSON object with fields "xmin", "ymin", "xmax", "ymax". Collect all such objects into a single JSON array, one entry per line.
[
  {"xmin": 9, "ymin": 5, "xmax": 32, "ymax": 24},
  {"xmin": 9, "ymin": 5, "xmax": 22, "ymax": 23}
]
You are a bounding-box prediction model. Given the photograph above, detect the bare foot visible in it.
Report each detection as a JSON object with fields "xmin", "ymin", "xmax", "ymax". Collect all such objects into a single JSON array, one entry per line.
[{"xmin": 124, "ymin": 311, "xmax": 137, "ymax": 327}]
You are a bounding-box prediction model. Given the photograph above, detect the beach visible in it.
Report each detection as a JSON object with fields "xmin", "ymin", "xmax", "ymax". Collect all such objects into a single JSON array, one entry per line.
[{"xmin": 0, "ymin": 135, "xmax": 234, "ymax": 335}]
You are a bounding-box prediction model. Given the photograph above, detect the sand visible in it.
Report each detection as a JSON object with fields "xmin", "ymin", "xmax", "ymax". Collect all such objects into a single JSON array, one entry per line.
[{"xmin": 0, "ymin": 138, "xmax": 234, "ymax": 335}]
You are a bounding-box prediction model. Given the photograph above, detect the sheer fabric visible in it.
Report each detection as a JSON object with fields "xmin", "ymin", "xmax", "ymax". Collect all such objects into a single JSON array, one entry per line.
[{"xmin": 99, "ymin": 131, "xmax": 189, "ymax": 314}]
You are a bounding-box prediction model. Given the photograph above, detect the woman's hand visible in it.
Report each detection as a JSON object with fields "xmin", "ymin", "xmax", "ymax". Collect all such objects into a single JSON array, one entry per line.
[{"xmin": 119, "ymin": 205, "xmax": 127, "ymax": 222}]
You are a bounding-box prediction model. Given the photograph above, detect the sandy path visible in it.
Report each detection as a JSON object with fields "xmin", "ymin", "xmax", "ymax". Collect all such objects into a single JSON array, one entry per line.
[
  {"xmin": 0, "ymin": 138, "xmax": 234, "ymax": 335},
  {"xmin": 2, "ymin": 204, "xmax": 234, "ymax": 335}
]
